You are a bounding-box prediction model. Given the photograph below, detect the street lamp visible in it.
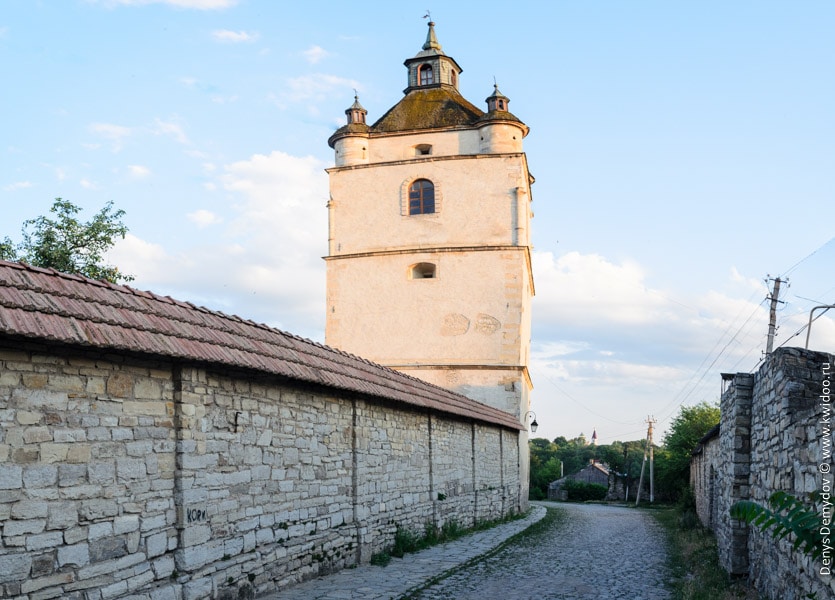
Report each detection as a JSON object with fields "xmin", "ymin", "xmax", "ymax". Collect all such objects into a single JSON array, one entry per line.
[{"xmin": 524, "ymin": 411, "xmax": 538, "ymax": 433}]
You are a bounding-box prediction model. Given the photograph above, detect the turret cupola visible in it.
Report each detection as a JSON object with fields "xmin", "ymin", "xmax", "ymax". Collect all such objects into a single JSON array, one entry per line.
[
  {"xmin": 485, "ymin": 84, "xmax": 510, "ymax": 113},
  {"xmin": 345, "ymin": 93, "xmax": 367, "ymax": 125},
  {"xmin": 328, "ymin": 93, "xmax": 370, "ymax": 166},
  {"xmin": 403, "ymin": 20, "xmax": 463, "ymax": 93}
]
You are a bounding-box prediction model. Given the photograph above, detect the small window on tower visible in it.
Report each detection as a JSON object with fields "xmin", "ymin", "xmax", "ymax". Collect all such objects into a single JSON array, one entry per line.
[
  {"xmin": 409, "ymin": 179, "xmax": 435, "ymax": 214},
  {"xmin": 410, "ymin": 263, "xmax": 436, "ymax": 279},
  {"xmin": 419, "ymin": 64, "xmax": 434, "ymax": 85},
  {"xmin": 415, "ymin": 144, "xmax": 432, "ymax": 156}
]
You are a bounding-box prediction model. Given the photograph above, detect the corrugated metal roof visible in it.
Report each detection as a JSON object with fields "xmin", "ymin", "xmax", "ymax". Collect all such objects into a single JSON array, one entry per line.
[{"xmin": 0, "ymin": 260, "xmax": 522, "ymax": 431}]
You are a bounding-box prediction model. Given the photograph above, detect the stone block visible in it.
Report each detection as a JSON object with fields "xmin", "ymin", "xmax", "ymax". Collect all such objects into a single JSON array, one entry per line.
[
  {"xmin": 39, "ymin": 443, "xmax": 69, "ymax": 463},
  {"xmin": 107, "ymin": 373, "xmax": 133, "ymax": 398},
  {"xmin": 0, "ymin": 553, "xmax": 33, "ymax": 583},
  {"xmin": 149, "ymin": 584, "xmax": 178, "ymax": 600},
  {"xmin": 68, "ymin": 445, "xmax": 92, "ymax": 465},
  {"xmin": 48, "ymin": 501, "xmax": 79, "ymax": 529},
  {"xmin": 79, "ymin": 499, "xmax": 118, "ymax": 521},
  {"xmin": 114, "ymin": 514, "xmax": 140, "ymax": 534},
  {"xmin": 183, "ymin": 577, "xmax": 213, "ymax": 600},
  {"xmin": 89, "ymin": 536, "xmax": 128, "ymax": 562},
  {"xmin": 151, "ymin": 554, "xmax": 176, "ymax": 578},
  {"xmin": 88, "ymin": 521, "xmax": 114, "ymax": 540},
  {"xmin": 11, "ymin": 500, "xmax": 49, "ymax": 519},
  {"xmin": 5, "ymin": 517, "xmax": 47, "ymax": 536},
  {"xmin": 134, "ymin": 378, "xmax": 163, "ymax": 400},
  {"xmin": 26, "ymin": 530, "xmax": 64, "ymax": 551},
  {"xmin": 16, "ymin": 410, "xmax": 43, "ymax": 425},
  {"xmin": 182, "ymin": 523, "xmax": 211, "ymax": 547},
  {"xmin": 20, "ymin": 572, "xmax": 74, "ymax": 594},
  {"xmin": 77, "ymin": 551, "xmax": 145, "ymax": 580},
  {"xmin": 0, "ymin": 464, "xmax": 23, "ymax": 489},
  {"xmin": 58, "ymin": 463, "xmax": 88, "ymax": 486},
  {"xmin": 127, "ymin": 530, "xmax": 141, "ymax": 553},
  {"xmin": 54, "ymin": 428, "xmax": 87, "ymax": 443},
  {"xmin": 116, "ymin": 457, "xmax": 147, "ymax": 479},
  {"xmin": 100, "ymin": 580, "xmax": 128, "ymax": 599},
  {"xmin": 141, "ymin": 513, "xmax": 167, "ymax": 531},
  {"xmin": 64, "ymin": 526, "xmax": 88, "ymax": 545},
  {"xmin": 58, "ymin": 542, "xmax": 90, "ymax": 567},
  {"xmin": 88, "ymin": 461, "xmax": 116, "ymax": 485},
  {"xmin": 146, "ymin": 531, "xmax": 168, "ymax": 558}
]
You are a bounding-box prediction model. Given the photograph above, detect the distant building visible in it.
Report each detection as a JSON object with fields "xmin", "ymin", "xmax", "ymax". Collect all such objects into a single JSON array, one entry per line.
[{"xmin": 548, "ymin": 459, "xmax": 611, "ymax": 500}]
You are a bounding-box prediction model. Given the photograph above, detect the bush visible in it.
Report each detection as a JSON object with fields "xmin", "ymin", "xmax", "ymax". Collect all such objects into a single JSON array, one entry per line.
[{"xmin": 562, "ymin": 479, "xmax": 607, "ymax": 502}]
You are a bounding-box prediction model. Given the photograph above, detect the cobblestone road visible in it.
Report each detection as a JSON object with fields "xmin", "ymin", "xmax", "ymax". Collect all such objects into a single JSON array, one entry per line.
[
  {"xmin": 268, "ymin": 502, "xmax": 670, "ymax": 600},
  {"xmin": 408, "ymin": 502, "xmax": 671, "ymax": 600}
]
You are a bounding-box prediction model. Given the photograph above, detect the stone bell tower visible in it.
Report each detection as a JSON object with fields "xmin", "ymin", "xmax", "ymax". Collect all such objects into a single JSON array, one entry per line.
[{"xmin": 325, "ymin": 21, "xmax": 534, "ymax": 423}]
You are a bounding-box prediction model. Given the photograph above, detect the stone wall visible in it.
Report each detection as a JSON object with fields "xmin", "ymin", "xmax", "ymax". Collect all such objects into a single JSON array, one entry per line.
[
  {"xmin": 0, "ymin": 340, "xmax": 523, "ymax": 599},
  {"xmin": 691, "ymin": 348, "xmax": 834, "ymax": 600},
  {"xmin": 689, "ymin": 425, "xmax": 719, "ymax": 529}
]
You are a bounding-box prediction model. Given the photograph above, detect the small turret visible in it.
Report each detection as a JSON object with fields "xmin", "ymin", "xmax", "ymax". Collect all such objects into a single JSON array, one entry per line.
[
  {"xmin": 477, "ymin": 84, "xmax": 528, "ymax": 154},
  {"xmin": 328, "ymin": 94, "xmax": 370, "ymax": 166}
]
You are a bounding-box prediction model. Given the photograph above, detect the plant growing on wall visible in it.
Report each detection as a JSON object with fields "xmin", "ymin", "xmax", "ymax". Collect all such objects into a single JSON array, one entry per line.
[{"xmin": 730, "ymin": 491, "xmax": 823, "ymax": 559}]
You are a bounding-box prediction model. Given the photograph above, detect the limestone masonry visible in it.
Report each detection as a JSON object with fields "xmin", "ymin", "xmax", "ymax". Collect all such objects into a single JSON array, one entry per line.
[
  {"xmin": 691, "ymin": 347, "xmax": 834, "ymax": 600},
  {"xmin": 0, "ymin": 260, "xmax": 525, "ymax": 599}
]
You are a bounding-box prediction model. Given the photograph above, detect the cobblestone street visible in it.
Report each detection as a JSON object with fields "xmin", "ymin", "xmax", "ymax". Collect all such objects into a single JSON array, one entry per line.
[
  {"xmin": 408, "ymin": 502, "xmax": 671, "ymax": 600},
  {"xmin": 270, "ymin": 502, "xmax": 671, "ymax": 599}
]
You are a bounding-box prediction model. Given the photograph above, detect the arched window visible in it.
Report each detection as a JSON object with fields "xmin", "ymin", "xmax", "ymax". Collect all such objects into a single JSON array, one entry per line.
[
  {"xmin": 410, "ymin": 262, "xmax": 436, "ymax": 279},
  {"xmin": 409, "ymin": 179, "xmax": 435, "ymax": 215},
  {"xmin": 419, "ymin": 64, "xmax": 434, "ymax": 85}
]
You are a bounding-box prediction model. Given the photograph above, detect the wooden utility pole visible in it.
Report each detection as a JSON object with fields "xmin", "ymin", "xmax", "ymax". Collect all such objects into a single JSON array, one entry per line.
[
  {"xmin": 765, "ymin": 277, "xmax": 784, "ymax": 354},
  {"xmin": 635, "ymin": 416, "xmax": 657, "ymax": 505}
]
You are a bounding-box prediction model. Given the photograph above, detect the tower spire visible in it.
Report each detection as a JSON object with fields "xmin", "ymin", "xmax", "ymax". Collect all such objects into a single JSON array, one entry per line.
[{"xmin": 423, "ymin": 18, "xmax": 442, "ymax": 51}]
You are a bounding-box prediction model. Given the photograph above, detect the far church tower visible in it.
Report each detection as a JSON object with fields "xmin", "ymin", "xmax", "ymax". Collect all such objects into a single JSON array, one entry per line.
[{"xmin": 325, "ymin": 21, "xmax": 534, "ymax": 424}]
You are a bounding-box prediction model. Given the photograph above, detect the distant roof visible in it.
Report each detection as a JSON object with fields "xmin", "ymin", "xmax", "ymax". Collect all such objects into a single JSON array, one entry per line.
[
  {"xmin": 691, "ymin": 423, "xmax": 720, "ymax": 456},
  {"xmin": 0, "ymin": 260, "xmax": 522, "ymax": 431}
]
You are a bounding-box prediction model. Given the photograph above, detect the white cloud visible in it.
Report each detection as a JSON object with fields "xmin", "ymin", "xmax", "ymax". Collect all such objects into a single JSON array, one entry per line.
[
  {"xmin": 279, "ymin": 74, "xmax": 360, "ymax": 105},
  {"xmin": 3, "ymin": 181, "xmax": 33, "ymax": 192},
  {"xmin": 128, "ymin": 165, "xmax": 151, "ymax": 178},
  {"xmin": 532, "ymin": 250, "xmax": 672, "ymax": 326},
  {"xmin": 108, "ymin": 150, "xmax": 329, "ymax": 338},
  {"xmin": 187, "ymin": 209, "xmax": 223, "ymax": 228},
  {"xmin": 152, "ymin": 118, "xmax": 189, "ymax": 145},
  {"xmin": 302, "ymin": 45, "xmax": 330, "ymax": 64},
  {"xmin": 79, "ymin": 178, "xmax": 99, "ymax": 190},
  {"xmin": 90, "ymin": 122, "xmax": 132, "ymax": 152},
  {"xmin": 212, "ymin": 30, "xmax": 258, "ymax": 43}
]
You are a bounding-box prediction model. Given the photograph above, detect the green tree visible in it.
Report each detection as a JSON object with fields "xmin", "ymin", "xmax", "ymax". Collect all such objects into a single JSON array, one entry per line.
[
  {"xmin": 655, "ymin": 401, "xmax": 720, "ymax": 501},
  {"xmin": 2, "ymin": 198, "xmax": 133, "ymax": 283},
  {"xmin": 529, "ymin": 438, "xmax": 562, "ymax": 499}
]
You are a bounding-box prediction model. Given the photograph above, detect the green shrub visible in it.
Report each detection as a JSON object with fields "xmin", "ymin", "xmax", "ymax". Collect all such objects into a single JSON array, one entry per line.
[{"xmin": 562, "ymin": 479, "xmax": 607, "ymax": 501}]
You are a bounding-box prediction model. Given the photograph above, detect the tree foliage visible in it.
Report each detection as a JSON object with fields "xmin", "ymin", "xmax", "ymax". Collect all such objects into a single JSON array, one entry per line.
[
  {"xmin": 528, "ymin": 436, "xmax": 647, "ymax": 500},
  {"xmin": 655, "ymin": 401, "xmax": 720, "ymax": 501},
  {"xmin": 1, "ymin": 198, "xmax": 132, "ymax": 283}
]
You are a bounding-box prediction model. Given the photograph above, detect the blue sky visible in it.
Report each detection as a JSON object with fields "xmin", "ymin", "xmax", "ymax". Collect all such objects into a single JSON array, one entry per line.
[{"xmin": 3, "ymin": 1, "xmax": 834, "ymax": 443}]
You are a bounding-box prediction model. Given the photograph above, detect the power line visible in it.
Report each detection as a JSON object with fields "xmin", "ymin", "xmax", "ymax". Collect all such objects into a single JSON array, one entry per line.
[{"xmin": 532, "ymin": 366, "xmax": 636, "ymax": 425}]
